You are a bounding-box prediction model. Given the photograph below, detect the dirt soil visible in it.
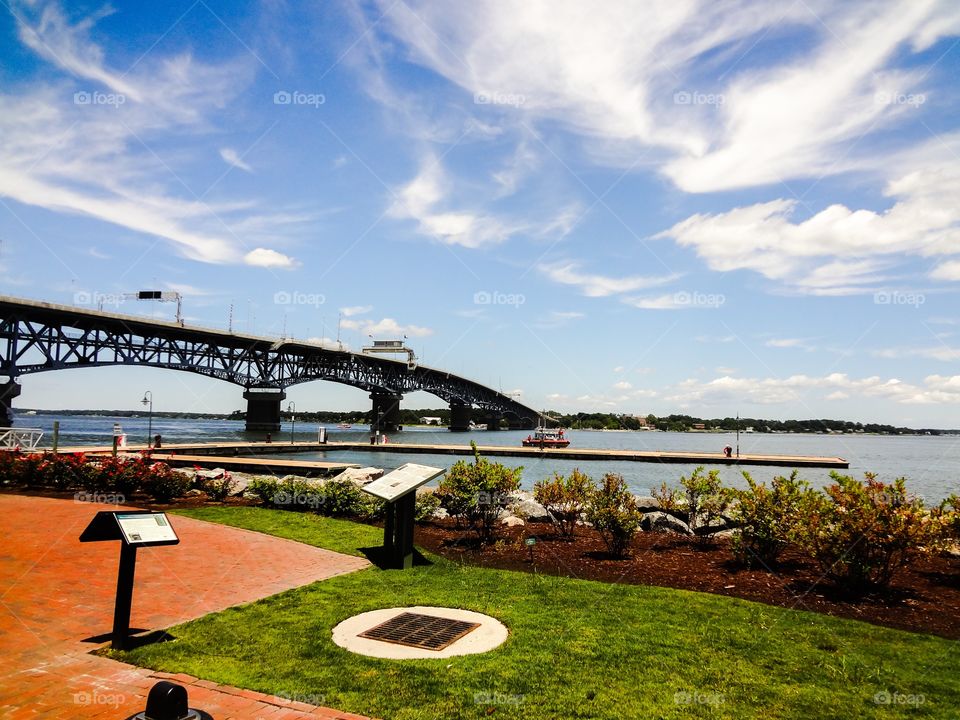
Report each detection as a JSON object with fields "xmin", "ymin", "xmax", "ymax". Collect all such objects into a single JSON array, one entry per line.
[{"xmin": 413, "ymin": 518, "xmax": 960, "ymax": 641}]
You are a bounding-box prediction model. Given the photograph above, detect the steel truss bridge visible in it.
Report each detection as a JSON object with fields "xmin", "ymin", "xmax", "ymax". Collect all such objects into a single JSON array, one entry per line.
[{"xmin": 0, "ymin": 296, "xmax": 539, "ymax": 432}]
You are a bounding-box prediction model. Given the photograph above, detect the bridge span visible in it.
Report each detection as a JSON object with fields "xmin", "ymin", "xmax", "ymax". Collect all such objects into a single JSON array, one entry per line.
[{"xmin": 0, "ymin": 295, "xmax": 540, "ymax": 432}]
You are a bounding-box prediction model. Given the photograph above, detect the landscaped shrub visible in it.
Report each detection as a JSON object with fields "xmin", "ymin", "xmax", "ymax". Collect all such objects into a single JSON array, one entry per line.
[
  {"xmin": 141, "ymin": 463, "xmax": 192, "ymax": 502},
  {"xmin": 585, "ymin": 473, "xmax": 642, "ymax": 558},
  {"xmin": 414, "ymin": 490, "xmax": 441, "ymax": 522},
  {"xmin": 729, "ymin": 470, "xmax": 819, "ymax": 567},
  {"xmin": 272, "ymin": 477, "xmax": 325, "ymax": 511},
  {"xmin": 248, "ymin": 476, "xmax": 280, "ymax": 504},
  {"xmin": 797, "ymin": 472, "xmax": 939, "ymax": 594},
  {"xmin": 92, "ymin": 455, "xmax": 151, "ymax": 496},
  {"xmin": 318, "ymin": 478, "xmax": 364, "ymax": 516},
  {"xmin": 38, "ymin": 452, "xmax": 94, "ymax": 490},
  {"xmin": 652, "ymin": 481, "xmax": 684, "ymax": 516},
  {"xmin": 534, "ymin": 469, "xmax": 593, "ymax": 539},
  {"xmin": 436, "ymin": 442, "xmax": 522, "ymax": 543},
  {"xmin": 679, "ymin": 466, "xmax": 730, "ymax": 541}
]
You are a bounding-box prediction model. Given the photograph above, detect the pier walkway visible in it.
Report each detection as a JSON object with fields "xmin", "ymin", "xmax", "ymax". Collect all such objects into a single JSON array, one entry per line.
[{"xmin": 51, "ymin": 440, "xmax": 849, "ymax": 469}]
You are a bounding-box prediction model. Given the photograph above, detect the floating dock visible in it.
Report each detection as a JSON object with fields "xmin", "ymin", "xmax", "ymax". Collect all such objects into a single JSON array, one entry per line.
[
  {"xmin": 146, "ymin": 453, "xmax": 359, "ymax": 477},
  {"xmin": 52, "ymin": 440, "xmax": 848, "ymax": 469}
]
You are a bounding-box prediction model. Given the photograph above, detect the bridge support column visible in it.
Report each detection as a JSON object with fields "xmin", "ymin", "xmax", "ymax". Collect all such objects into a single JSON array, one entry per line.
[
  {"xmin": 243, "ymin": 388, "xmax": 286, "ymax": 433},
  {"xmin": 370, "ymin": 392, "xmax": 402, "ymax": 433},
  {"xmin": 508, "ymin": 416, "xmax": 536, "ymax": 430},
  {"xmin": 449, "ymin": 401, "xmax": 471, "ymax": 432},
  {"xmin": 0, "ymin": 382, "xmax": 21, "ymax": 428}
]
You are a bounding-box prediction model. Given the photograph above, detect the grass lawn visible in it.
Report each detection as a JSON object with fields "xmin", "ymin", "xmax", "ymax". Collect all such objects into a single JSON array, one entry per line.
[{"xmin": 113, "ymin": 507, "xmax": 960, "ymax": 719}]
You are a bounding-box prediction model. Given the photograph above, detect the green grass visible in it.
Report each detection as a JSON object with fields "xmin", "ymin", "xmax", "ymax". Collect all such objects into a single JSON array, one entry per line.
[{"xmin": 115, "ymin": 507, "xmax": 960, "ymax": 719}]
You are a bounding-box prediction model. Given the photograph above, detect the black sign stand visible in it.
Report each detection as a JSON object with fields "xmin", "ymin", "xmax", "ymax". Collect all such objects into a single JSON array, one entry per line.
[
  {"xmin": 80, "ymin": 510, "xmax": 179, "ymax": 650},
  {"xmin": 382, "ymin": 492, "xmax": 417, "ymax": 570}
]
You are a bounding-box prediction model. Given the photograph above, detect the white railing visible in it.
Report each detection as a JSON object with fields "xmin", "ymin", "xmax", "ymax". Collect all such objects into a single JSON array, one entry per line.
[{"xmin": 0, "ymin": 428, "xmax": 45, "ymax": 451}]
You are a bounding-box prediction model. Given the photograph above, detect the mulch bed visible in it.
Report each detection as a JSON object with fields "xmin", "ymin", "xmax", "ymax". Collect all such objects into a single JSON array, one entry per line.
[{"xmin": 413, "ymin": 519, "xmax": 960, "ymax": 641}]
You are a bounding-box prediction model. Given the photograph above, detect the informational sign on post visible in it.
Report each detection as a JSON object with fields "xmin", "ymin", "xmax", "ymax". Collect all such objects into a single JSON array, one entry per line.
[{"xmin": 115, "ymin": 512, "xmax": 178, "ymax": 545}]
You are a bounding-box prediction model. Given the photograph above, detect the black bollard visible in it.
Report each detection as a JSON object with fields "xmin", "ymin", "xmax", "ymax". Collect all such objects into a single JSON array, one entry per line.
[{"xmin": 124, "ymin": 680, "xmax": 213, "ymax": 720}]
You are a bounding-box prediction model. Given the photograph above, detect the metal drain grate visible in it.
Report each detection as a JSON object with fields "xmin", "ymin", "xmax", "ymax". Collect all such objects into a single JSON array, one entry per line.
[{"xmin": 358, "ymin": 612, "xmax": 481, "ymax": 651}]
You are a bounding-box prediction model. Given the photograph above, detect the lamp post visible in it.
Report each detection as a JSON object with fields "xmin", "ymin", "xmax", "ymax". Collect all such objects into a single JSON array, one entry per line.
[
  {"xmin": 287, "ymin": 401, "xmax": 296, "ymax": 444},
  {"xmin": 141, "ymin": 391, "xmax": 153, "ymax": 448}
]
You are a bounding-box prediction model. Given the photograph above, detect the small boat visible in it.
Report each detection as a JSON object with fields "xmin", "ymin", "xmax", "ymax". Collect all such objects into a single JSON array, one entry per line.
[
  {"xmin": 522, "ymin": 426, "xmax": 570, "ymax": 448},
  {"xmin": 337, "ymin": 422, "xmax": 352, "ymax": 429}
]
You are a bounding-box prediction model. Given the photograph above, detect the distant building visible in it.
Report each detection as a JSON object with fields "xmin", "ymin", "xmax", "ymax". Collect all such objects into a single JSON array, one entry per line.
[
  {"xmin": 692, "ymin": 423, "xmax": 706, "ymax": 430},
  {"xmin": 419, "ymin": 416, "xmax": 443, "ymax": 426},
  {"xmin": 635, "ymin": 417, "xmax": 649, "ymax": 427}
]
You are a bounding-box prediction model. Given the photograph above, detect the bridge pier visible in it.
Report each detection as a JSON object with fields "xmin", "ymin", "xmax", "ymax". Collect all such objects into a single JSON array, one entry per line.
[
  {"xmin": 0, "ymin": 381, "xmax": 21, "ymax": 427},
  {"xmin": 449, "ymin": 401, "xmax": 471, "ymax": 432},
  {"xmin": 370, "ymin": 392, "xmax": 402, "ymax": 433},
  {"xmin": 243, "ymin": 387, "xmax": 286, "ymax": 433}
]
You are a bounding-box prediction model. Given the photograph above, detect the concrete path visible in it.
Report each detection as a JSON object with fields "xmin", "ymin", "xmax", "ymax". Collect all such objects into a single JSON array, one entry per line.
[{"xmin": 0, "ymin": 494, "xmax": 372, "ymax": 719}]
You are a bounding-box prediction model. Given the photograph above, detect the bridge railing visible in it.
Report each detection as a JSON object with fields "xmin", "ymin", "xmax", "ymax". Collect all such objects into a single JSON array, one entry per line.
[{"xmin": 0, "ymin": 428, "xmax": 44, "ymax": 451}]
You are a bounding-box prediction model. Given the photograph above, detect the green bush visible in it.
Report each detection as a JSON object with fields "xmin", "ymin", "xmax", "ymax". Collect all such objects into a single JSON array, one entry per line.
[
  {"xmin": 797, "ymin": 472, "xmax": 938, "ymax": 594},
  {"xmin": 729, "ymin": 471, "xmax": 818, "ymax": 567},
  {"xmin": 585, "ymin": 473, "xmax": 642, "ymax": 558},
  {"xmin": 437, "ymin": 442, "xmax": 522, "ymax": 543},
  {"xmin": 318, "ymin": 478, "xmax": 364, "ymax": 516},
  {"xmin": 142, "ymin": 464, "xmax": 192, "ymax": 502},
  {"xmin": 414, "ymin": 490, "xmax": 441, "ymax": 522},
  {"xmin": 679, "ymin": 466, "xmax": 730, "ymax": 542},
  {"xmin": 248, "ymin": 476, "xmax": 279, "ymax": 504},
  {"xmin": 534, "ymin": 469, "xmax": 593, "ymax": 539}
]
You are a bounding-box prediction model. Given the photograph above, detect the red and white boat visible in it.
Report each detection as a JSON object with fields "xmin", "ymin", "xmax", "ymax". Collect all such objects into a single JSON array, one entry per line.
[{"xmin": 522, "ymin": 426, "xmax": 570, "ymax": 448}]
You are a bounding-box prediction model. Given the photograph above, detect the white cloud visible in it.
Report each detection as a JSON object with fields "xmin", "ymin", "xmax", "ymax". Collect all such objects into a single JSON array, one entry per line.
[
  {"xmin": 666, "ymin": 372, "xmax": 960, "ymax": 407},
  {"xmin": 872, "ymin": 346, "xmax": 960, "ymax": 362},
  {"xmin": 340, "ymin": 305, "xmax": 373, "ymax": 317},
  {"xmin": 0, "ymin": 2, "xmax": 298, "ymax": 268},
  {"xmin": 373, "ymin": 0, "xmax": 959, "ymax": 192},
  {"xmin": 244, "ymin": 248, "xmax": 297, "ymax": 268},
  {"xmin": 613, "ymin": 380, "xmax": 632, "ymax": 390},
  {"xmin": 658, "ymin": 159, "xmax": 960, "ymax": 293},
  {"xmin": 931, "ymin": 260, "xmax": 960, "ymax": 281},
  {"xmin": 219, "ymin": 148, "xmax": 253, "ymax": 173},
  {"xmin": 766, "ymin": 338, "xmax": 816, "ymax": 351},
  {"xmin": 622, "ymin": 293, "xmax": 688, "ymax": 310},
  {"xmin": 540, "ymin": 261, "xmax": 677, "ymax": 297},
  {"xmin": 341, "ymin": 317, "xmax": 433, "ymax": 338}
]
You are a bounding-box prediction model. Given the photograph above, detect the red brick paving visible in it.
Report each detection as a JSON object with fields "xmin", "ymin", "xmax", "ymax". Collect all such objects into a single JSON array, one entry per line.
[{"xmin": 0, "ymin": 495, "xmax": 372, "ymax": 719}]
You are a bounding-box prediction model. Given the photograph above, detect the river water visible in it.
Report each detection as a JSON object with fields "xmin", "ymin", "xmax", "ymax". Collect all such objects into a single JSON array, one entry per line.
[{"xmin": 10, "ymin": 413, "xmax": 959, "ymax": 502}]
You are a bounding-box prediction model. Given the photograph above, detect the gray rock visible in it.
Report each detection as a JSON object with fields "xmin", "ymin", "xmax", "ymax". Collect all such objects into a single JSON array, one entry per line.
[
  {"xmin": 634, "ymin": 495, "xmax": 661, "ymax": 511},
  {"xmin": 501, "ymin": 515, "xmax": 526, "ymax": 528},
  {"xmin": 230, "ymin": 475, "xmax": 250, "ymax": 495},
  {"xmin": 329, "ymin": 466, "xmax": 384, "ymax": 487},
  {"xmin": 508, "ymin": 498, "xmax": 551, "ymax": 523},
  {"xmin": 430, "ymin": 507, "xmax": 449, "ymax": 520},
  {"xmin": 185, "ymin": 488, "xmax": 205, "ymax": 497},
  {"xmin": 195, "ymin": 468, "xmax": 226, "ymax": 480},
  {"xmin": 641, "ymin": 511, "xmax": 693, "ymax": 535}
]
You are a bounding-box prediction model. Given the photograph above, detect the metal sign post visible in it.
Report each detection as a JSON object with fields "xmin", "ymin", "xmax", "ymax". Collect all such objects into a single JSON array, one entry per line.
[{"xmin": 80, "ymin": 510, "xmax": 180, "ymax": 649}]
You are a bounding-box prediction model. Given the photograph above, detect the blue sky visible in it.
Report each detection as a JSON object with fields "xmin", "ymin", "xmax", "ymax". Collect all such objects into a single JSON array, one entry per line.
[{"xmin": 2, "ymin": 0, "xmax": 960, "ymax": 426}]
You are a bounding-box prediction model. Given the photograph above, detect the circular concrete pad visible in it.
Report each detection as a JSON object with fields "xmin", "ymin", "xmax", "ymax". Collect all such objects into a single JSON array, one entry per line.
[{"xmin": 333, "ymin": 606, "xmax": 508, "ymax": 659}]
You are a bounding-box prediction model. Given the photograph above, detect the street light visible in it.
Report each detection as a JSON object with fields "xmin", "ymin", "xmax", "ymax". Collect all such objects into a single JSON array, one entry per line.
[
  {"xmin": 287, "ymin": 401, "xmax": 296, "ymax": 444},
  {"xmin": 141, "ymin": 391, "xmax": 153, "ymax": 447}
]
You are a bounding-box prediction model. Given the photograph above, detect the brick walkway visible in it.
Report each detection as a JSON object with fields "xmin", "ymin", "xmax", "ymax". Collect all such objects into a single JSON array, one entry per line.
[{"xmin": 0, "ymin": 495, "xmax": 372, "ymax": 719}]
